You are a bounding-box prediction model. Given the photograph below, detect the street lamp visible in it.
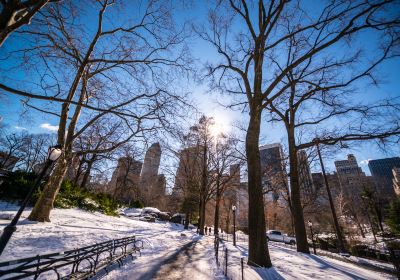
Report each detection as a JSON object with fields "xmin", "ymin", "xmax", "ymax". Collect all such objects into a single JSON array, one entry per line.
[
  {"xmin": 308, "ymin": 220, "xmax": 317, "ymax": 255},
  {"xmin": 0, "ymin": 145, "xmax": 62, "ymax": 255},
  {"xmin": 313, "ymin": 138, "xmax": 347, "ymax": 254},
  {"xmin": 232, "ymin": 205, "xmax": 236, "ymax": 246}
]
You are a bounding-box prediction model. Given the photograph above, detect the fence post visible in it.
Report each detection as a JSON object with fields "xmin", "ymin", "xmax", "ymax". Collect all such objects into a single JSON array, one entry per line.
[
  {"xmin": 241, "ymin": 257, "xmax": 244, "ymax": 280},
  {"xmin": 215, "ymin": 237, "xmax": 219, "ymax": 267},
  {"xmin": 225, "ymin": 247, "xmax": 228, "ymax": 276}
]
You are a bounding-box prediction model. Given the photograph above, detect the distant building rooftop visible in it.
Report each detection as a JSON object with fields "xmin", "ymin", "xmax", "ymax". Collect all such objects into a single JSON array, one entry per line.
[{"xmin": 259, "ymin": 143, "xmax": 281, "ymax": 150}]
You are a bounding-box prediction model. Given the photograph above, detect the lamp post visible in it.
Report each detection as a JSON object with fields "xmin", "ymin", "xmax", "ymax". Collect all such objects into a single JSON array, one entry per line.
[
  {"xmin": 232, "ymin": 205, "xmax": 236, "ymax": 246},
  {"xmin": 0, "ymin": 145, "xmax": 62, "ymax": 255},
  {"xmin": 308, "ymin": 220, "xmax": 317, "ymax": 255},
  {"xmin": 313, "ymin": 138, "xmax": 347, "ymax": 254}
]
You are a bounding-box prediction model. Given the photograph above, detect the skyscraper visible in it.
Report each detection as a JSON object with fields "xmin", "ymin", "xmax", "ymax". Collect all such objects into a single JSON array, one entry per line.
[
  {"xmin": 297, "ymin": 150, "xmax": 314, "ymax": 202},
  {"xmin": 139, "ymin": 143, "xmax": 162, "ymax": 205},
  {"xmin": 259, "ymin": 143, "xmax": 287, "ymax": 201},
  {"xmin": 109, "ymin": 157, "xmax": 143, "ymax": 204},
  {"xmin": 368, "ymin": 157, "xmax": 400, "ymax": 197},
  {"xmin": 334, "ymin": 154, "xmax": 366, "ymax": 193},
  {"xmin": 173, "ymin": 146, "xmax": 205, "ymax": 201}
]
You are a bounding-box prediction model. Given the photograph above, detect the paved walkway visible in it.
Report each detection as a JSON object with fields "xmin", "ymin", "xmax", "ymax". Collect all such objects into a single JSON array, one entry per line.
[{"xmin": 152, "ymin": 236, "xmax": 222, "ymax": 280}]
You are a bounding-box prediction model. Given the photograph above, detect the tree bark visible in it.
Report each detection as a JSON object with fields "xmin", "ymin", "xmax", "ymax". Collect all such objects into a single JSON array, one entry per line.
[
  {"xmin": 373, "ymin": 204, "xmax": 384, "ymax": 232},
  {"xmin": 74, "ymin": 156, "xmax": 85, "ymax": 186},
  {"xmin": 28, "ymin": 154, "xmax": 68, "ymax": 222},
  {"xmin": 199, "ymin": 142, "xmax": 208, "ymax": 235},
  {"xmin": 80, "ymin": 157, "xmax": 94, "ymax": 189},
  {"xmin": 356, "ymin": 220, "xmax": 365, "ymax": 238},
  {"xmin": 198, "ymin": 198, "xmax": 204, "ymax": 235},
  {"xmin": 288, "ymin": 126, "xmax": 310, "ymax": 253},
  {"xmin": 184, "ymin": 212, "xmax": 190, "ymax": 230},
  {"xmin": 246, "ymin": 109, "xmax": 272, "ymax": 267},
  {"xmin": 214, "ymin": 181, "xmax": 221, "ymax": 235}
]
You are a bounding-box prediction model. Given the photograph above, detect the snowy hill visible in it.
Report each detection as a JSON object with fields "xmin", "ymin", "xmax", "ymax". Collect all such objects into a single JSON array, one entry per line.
[
  {"xmin": 0, "ymin": 202, "xmax": 396, "ymax": 280},
  {"xmin": 0, "ymin": 202, "xmax": 206, "ymax": 279}
]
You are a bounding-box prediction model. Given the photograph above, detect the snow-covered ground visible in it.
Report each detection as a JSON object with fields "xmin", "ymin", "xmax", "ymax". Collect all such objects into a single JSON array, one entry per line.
[
  {"xmin": 0, "ymin": 202, "xmax": 204, "ymax": 279},
  {"xmin": 219, "ymin": 239, "xmax": 396, "ymax": 280},
  {"xmin": 0, "ymin": 201, "xmax": 396, "ymax": 280}
]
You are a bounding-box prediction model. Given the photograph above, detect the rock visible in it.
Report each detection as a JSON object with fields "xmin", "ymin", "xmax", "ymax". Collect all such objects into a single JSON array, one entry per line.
[
  {"xmin": 170, "ymin": 213, "xmax": 183, "ymax": 224},
  {"xmin": 157, "ymin": 212, "xmax": 171, "ymax": 221}
]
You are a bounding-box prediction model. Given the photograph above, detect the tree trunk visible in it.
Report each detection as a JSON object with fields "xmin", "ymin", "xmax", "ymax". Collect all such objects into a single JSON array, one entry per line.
[
  {"xmin": 198, "ymin": 197, "xmax": 206, "ymax": 235},
  {"xmin": 80, "ymin": 158, "xmax": 94, "ymax": 189},
  {"xmin": 74, "ymin": 156, "xmax": 85, "ymax": 186},
  {"xmin": 288, "ymin": 127, "xmax": 310, "ymax": 253},
  {"xmin": 28, "ymin": 155, "xmax": 68, "ymax": 222},
  {"xmin": 198, "ymin": 198, "xmax": 204, "ymax": 235},
  {"xmin": 356, "ymin": 220, "xmax": 365, "ymax": 238},
  {"xmin": 374, "ymin": 204, "xmax": 384, "ymax": 232},
  {"xmin": 198, "ymin": 140, "xmax": 208, "ymax": 235},
  {"xmin": 246, "ymin": 109, "xmax": 272, "ymax": 267},
  {"xmin": 184, "ymin": 212, "xmax": 190, "ymax": 230},
  {"xmin": 201, "ymin": 198, "xmax": 206, "ymax": 230},
  {"xmin": 214, "ymin": 184, "xmax": 221, "ymax": 235}
]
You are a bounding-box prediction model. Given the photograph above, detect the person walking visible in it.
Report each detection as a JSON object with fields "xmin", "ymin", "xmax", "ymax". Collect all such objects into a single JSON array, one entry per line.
[
  {"xmin": 204, "ymin": 226, "xmax": 207, "ymax": 235},
  {"xmin": 208, "ymin": 227, "xmax": 211, "ymax": 235}
]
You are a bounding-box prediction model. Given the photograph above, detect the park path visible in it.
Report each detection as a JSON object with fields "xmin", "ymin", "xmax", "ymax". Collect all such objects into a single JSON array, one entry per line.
[{"xmin": 152, "ymin": 235, "xmax": 223, "ymax": 280}]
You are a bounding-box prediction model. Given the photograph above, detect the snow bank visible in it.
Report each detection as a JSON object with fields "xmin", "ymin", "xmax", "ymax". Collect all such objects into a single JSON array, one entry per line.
[{"xmin": 0, "ymin": 201, "xmax": 198, "ymax": 279}]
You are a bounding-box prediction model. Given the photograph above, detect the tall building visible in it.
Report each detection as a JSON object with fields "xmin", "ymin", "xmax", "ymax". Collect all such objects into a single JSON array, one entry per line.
[
  {"xmin": 230, "ymin": 164, "xmax": 241, "ymax": 187},
  {"xmin": 298, "ymin": 150, "xmax": 314, "ymax": 201},
  {"xmin": 109, "ymin": 157, "xmax": 143, "ymax": 204},
  {"xmin": 368, "ymin": 157, "xmax": 400, "ymax": 197},
  {"xmin": 139, "ymin": 143, "xmax": 162, "ymax": 206},
  {"xmin": 259, "ymin": 143, "xmax": 287, "ymax": 201},
  {"xmin": 334, "ymin": 154, "xmax": 366, "ymax": 196},
  {"xmin": 393, "ymin": 167, "xmax": 400, "ymax": 196},
  {"xmin": 311, "ymin": 172, "xmax": 341, "ymax": 207},
  {"xmin": 172, "ymin": 146, "xmax": 205, "ymax": 202}
]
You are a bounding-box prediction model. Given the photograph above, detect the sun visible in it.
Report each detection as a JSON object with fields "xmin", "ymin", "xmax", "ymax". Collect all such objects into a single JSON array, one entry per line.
[{"xmin": 209, "ymin": 112, "xmax": 231, "ymax": 139}]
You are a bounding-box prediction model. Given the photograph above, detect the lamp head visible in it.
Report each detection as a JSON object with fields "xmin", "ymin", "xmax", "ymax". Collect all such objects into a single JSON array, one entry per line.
[
  {"xmin": 48, "ymin": 145, "xmax": 63, "ymax": 161},
  {"xmin": 232, "ymin": 205, "xmax": 236, "ymax": 211}
]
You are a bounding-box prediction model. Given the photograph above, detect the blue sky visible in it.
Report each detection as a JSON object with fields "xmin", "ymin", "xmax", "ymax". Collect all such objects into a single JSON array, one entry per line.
[{"xmin": 0, "ymin": 0, "xmax": 399, "ymax": 176}]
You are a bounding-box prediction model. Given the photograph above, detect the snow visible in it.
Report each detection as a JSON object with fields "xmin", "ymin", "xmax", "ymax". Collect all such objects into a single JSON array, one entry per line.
[
  {"xmin": 105, "ymin": 236, "xmax": 225, "ymax": 280},
  {"xmin": 0, "ymin": 201, "xmax": 396, "ymax": 280},
  {"xmin": 122, "ymin": 207, "xmax": 143, "ymax": 217},
  {"xmin": 220, "ymin": 239, "xmax": 395, "ymax": 280},
  {"xmin": 141, "ymin": 207, "xmax": 161, "ymax": 214},
  {"xmin": 0, "ymin": 201, "xmax": 202, "ymax": 279}
]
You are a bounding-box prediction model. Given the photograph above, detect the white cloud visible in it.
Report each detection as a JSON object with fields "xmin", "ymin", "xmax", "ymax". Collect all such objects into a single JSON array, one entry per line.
[
  {"xmin": 14, "ymin": 126, "xmax": 27, "ymax": 130},
  {"xmin": 360, "ymin": 159, "xmax": 371, "ymax": 165},
  {"xmin": 40, "ymin": 123, "xmax": 58, "ymax": 132}
]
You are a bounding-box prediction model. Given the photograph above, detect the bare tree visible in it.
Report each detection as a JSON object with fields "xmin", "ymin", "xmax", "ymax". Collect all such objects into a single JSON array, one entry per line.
[
  {"xmin": 171, "ymin": 128, "xmax": 204, "ymax": 230},
  {"xmin": 210, "ymin": 135, "xmax": 242, "ymax": 235},
  {"xmin": 0, "ymin": 131, "xmax": 54, "ymax": 172},
  {"xmin": 0, "ymin": 0, "xmax": 191, "ymax": 222},
  {"xmin": 199, "ymin": 0, "xmax": 400, "ymax": 263},
  {"xmin": 72, "ymin": 117, "xmax": 126, "ymax": 189}
]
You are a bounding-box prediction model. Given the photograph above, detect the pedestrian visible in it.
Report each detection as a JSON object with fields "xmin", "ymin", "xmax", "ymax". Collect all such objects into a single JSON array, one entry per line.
[
  {"xmin": 208, "ymin": 227, "xmax": 211, "ymax": 235},
  {"xmin": 204, "ymin": 226, "xmax": 207, "ymax": 235}
]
